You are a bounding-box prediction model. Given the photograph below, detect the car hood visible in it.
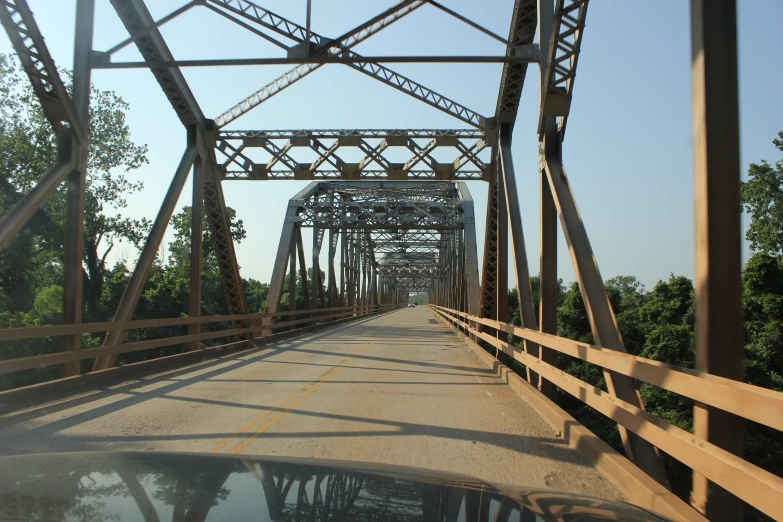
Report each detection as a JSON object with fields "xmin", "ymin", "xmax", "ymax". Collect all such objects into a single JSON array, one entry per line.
[{"xmin": 0, "ymin": 451, "xmax": 670, "ymax": 521}]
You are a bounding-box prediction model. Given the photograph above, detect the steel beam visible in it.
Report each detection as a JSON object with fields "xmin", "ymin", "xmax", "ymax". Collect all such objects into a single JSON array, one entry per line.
[
  {"xmin": 496, "ymin": 165, "xmax": 509, "ymax": 325},
  {"xmin": 479, "ymin": 164, "xmax": 503, "ymax": 335},
  {"xmin": 206, "ymin": 0, "xmax": 328, "ymax": 45},
  {"xmin": 457, "ymin": 183, "xmax": 480, "ymax": 316},
  {"xmin": 203, "ymin": 169, "xmax": 251, "ymax": 332},
  {"xmin": 312, "ymin": 227, "xmax": 323, "ymax": 309},
  {"xmin": 109, "ymin": 0, "xmax": 206, "ymax": 128},
  {"xmin": 537, "ymin": 0, "xmax": 558, "ymax": 401},
  {"xmin": 0, "ymin": 0, "xmax": 85, "ymax": 140},
  {"xmin": 689, "ymin": 1, "xmax": 743, "ymax": 518},
  {"xmin": 314, "ymin": 0, "xmax": 419, "ymax": 54},
  {"xmin": 296, "ymin": 226, "xmax": 313, "ymax": 315},
  {"xmin": 93, "ymin": 139, "xmax": 198, "ymax": 371},
  {"xmin": 499, "ymin": 129, "xmax": 539, "ymax": 386},
  {"xmin": 537, "ymin": 0, "xmax": 589, "ymax": 136},
  {"xmin": 542, "ymin": 136, "xmax": 668, "ymax": 486},
  {"xmin": 101, "ymin": 1, "xmax": 197, "ymax": 58},
  {"xmin": 288, "ymin": 236, "xmax": 296, "ymax": 316},
  {"xmin": 217, "ymin": 129, "xmax": 488, "ymax": 180},
  {"xmin": 343, "ymin": 60, "xmax": 486, "ymax": 129},
  {"xmin": 93, "ymin": 55, "xmax": 537, "ymax": 68},
  {"xmin": 495, "ymin": 0, "xmax": 538, "ymax": 127},
  {"xmin": 427, "ymin": 1, "xmax": 509, "ymax": 45},
  {"xmin": 61, "ymin": 0, "xmax": 95, "ymax": 377},
  {"xmin": 538, "ymin": 153, "xmax": 558, "ymax": 401},
  {"xmin": 188, "ymin": 158, "xmax": 204, "ymax": 351},
  {"xmin": 201, "ymin": 3, "xmax": 290, "ymax": 50},
  {"xmin": 214, "ymin": 1, "xmax": 423, "ymax": 127}
]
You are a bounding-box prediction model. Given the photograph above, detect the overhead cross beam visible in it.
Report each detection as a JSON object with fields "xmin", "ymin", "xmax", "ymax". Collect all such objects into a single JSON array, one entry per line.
[
  {"xmin": 212, "ymin": 0, "xmax": 424, "ymax": 126},
  {"xmin": 211, "ymin": 0, "xmax": 486, "ymax": 129},
  {"xmin": 216, "ymin": 130, "xmax": 489, "ymax": 180},
  {"xmin": 206, "ymin": 0, "xmax": 329, "ymax": 45}
]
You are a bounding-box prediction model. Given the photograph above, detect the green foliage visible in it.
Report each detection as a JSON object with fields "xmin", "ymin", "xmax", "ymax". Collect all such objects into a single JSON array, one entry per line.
[
  {"xmin": 504, "ymin": 262, "xmax": 782, "ymax": 518},
  {"xmin": 741, "ymin": 131, "xmax": 783, "ymax": 257},
  {"xmin": 0, "ymin": 55, "xmax": 263, "ymax": 386},
  {"xmin": 409, "ymin": 293, "xmax": 428, "ymax": 305},
  {"xmin": 0, "ymin": 53, "xmax": 150, "ymax": 323}
]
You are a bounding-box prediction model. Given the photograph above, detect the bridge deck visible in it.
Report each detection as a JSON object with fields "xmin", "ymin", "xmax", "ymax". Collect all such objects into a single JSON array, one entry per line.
[{"xmin": 1, "ymin": 308, "xmax": 619, "ymax": 500}]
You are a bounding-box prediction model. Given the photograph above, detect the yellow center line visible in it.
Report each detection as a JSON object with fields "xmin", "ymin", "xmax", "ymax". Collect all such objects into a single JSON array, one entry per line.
[
  {"xmin": 229, "ymin": 342, "xmax": 372, "ymax": 454},
  {"xmin": 211, "ymin": 340, "xmax": 374, "ymax": 454}
]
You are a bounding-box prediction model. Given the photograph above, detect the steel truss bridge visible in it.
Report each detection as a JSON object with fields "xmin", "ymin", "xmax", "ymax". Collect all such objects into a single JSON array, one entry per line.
[{"xmin": 0, "ymin": 1, "xmax": 780, "ymax": 521}]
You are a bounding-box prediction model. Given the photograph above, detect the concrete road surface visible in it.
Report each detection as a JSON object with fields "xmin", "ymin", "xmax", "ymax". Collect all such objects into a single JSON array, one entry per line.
[{"xmin": 0, "ymin": 307, "xmax": 620, "ymax": 500}]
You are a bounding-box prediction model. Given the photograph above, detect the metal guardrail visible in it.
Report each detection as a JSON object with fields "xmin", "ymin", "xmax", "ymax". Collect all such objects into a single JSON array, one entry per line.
[
  {"xmin": 429, "ymin": 304, "xmax": 783, "ymax": 520},
  {"xmin": 0, "ymin": 304, "xmax": 402, "ymax": 377}
]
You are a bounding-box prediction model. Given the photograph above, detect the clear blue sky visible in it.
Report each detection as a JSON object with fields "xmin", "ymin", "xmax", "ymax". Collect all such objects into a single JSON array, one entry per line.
[{"xmin": 2, "ymin": 1, "xmax": 781, "ymax": 290}]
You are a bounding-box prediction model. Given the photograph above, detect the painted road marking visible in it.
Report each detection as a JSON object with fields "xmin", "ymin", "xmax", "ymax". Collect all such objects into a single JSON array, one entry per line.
[{"xmin": 212, "ymin": 340, "xmax": 375, "ymax": 454}]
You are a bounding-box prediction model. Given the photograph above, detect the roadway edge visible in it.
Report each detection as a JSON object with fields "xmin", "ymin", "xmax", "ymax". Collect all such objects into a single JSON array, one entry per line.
[{"xmin": 430, "ymin": 307, "xmax": 707, "ymax": 522}]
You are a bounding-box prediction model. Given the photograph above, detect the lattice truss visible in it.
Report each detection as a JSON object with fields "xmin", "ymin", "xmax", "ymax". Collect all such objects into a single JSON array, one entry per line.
[
  {"xmin": 287, "ymin": 182, "xmax": 474, "ymax": 295},
  {"xmin": 217, "ymin": 130, "xmax": 491, "ymax": 181},
  {"xmin": 91, "ymin": 0, "xmax": 524, "ymax": 182}
]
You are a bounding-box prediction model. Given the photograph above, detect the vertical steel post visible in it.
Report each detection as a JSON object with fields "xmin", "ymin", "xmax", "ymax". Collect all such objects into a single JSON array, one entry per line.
[
  {"xmin": 312, "ymin": 227, "xmax": 320, "ymax": 310},
  {"xmin": 305, "ymin": 0, "xmax": 312, "ymax": 44},
  {"xmin": 538, "ymin": 0, "xmax": 559, "ymax": 401},
  {"xmin": 496, "ymin": 164, "xmax": 509, "ymax": 363},
  {"xmin": 690, "ymin": 1, "xmax": 743, "ymax": 519},
  {"xmin": 203, "ymin": 167, "xmax": 251, "ymax": 334},
  {"xmin": 499, "ymin": 128, "xmax": 540, "ymax": 386},
  {"xmin": 289, "ymin": 235, "xmax": 297, "ymax": 315},
  {"xmin": 539, "ymin": 151, "xmax": 559, "ymax": 400},
  {"xmin": 295, "ymin": 227, "xmax": 313, "ymax": 315},
  {"xmin": 327, "ymin": 229, "xmax": 335, "ymax": 306},
  {"xmin": 61, "ymin": 0, "xmax": 94, "ymax": 377},
  {"xmin": 479, "ymin": 160, "xmax": 508, "ymax": 353},
  {"xmin": 340, "ymin": 229, "xmax": 346, "ymax": 306},
  {"xmin": 188, "ymin": 158, "xmax": 204, "ymax": 351}
]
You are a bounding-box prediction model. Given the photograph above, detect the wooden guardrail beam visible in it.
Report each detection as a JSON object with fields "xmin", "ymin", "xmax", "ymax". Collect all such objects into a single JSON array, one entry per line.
[
  {"xmin": 430, "ymin": 305, "xmax": 783, "ymax": 432},
  {"xmin": 0, "ymin": 305, "xmax": 401, "ymax": 375},
  {"xmin": 430, "ymin": 305, "xmax": 783, "ymax": 520},
  {"xmin": 0, "ymin": 305, "xmax": 367, "ymax": 341}
]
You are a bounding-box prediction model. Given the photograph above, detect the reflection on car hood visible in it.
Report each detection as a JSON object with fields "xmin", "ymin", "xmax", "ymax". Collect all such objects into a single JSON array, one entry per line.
[{"xmin": 0, "ymin": 451, "xmax": 670, "ymax": 521}]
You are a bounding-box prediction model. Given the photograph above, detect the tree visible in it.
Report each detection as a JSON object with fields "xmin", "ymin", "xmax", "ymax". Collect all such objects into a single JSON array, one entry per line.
[
  {"xmin": 167, "ymin": 205, "xmax": 246, "ymax": 278},
  {"xmin": 741, "ymin": 131, "xmax": 783, "ymax": 258},
  {"xmin": 0, "ymin": 53, "xmax": 149, "ymax": 321}
]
